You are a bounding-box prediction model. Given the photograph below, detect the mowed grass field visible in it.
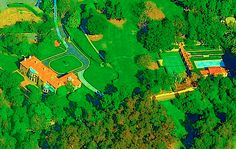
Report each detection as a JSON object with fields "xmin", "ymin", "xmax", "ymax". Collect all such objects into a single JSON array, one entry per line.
[
  {"xmin": 0, "ymin": 7, "xmax": 41, "ymax": 28},
  {"xmin": 160, "ymin": 100, "xmax": 187, "ymax": 148},
  {"xmin": 161, "ymin": 52, "xmax": 186, "ymax": 74},
  {"xmin": 89, "ymin": 19, "xmax": 147, "ymax": 90},
  {"xmin": 68, "ymin": 0, "xmax": 184, "ymax": 91},
  {"xmin": 84, "ymin": 61, "xmax": 117, "ymax": 90},
  {"xmin": 49, "ymin": 55, "xmax": 82, "ymax": 73},
  {"xmin": 4, "ymin": 0, "xmax": 37, "ymax": 6},
  {"xmin": 0, "ymin": 1, "xmax": 7, "ymax": 11}
]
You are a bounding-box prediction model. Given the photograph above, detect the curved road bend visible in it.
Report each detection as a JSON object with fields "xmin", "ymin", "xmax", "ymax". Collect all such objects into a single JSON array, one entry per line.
[{"xmin": 49, "ymin": 0, "xmax": 99, "ymax": 93}]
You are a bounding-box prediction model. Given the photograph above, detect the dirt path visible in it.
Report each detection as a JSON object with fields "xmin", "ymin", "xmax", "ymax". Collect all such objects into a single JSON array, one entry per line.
[{"xmin": 153, "ymin": 87, "xmax": 195, "ymax": 101}]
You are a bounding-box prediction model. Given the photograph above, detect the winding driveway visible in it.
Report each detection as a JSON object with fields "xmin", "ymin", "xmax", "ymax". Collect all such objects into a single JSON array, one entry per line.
[{"xmin": 42, "ymin": 0, "xmax": 99, "ymax": 93}]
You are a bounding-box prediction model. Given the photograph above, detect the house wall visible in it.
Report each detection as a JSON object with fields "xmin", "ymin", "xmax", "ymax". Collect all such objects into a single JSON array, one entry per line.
[{"xmin": 19, "ymin": 64, "xmax": 28, "ymax": 76}]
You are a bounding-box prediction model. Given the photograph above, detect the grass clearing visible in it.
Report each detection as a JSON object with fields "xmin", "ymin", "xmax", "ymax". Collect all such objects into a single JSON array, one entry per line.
[
  {"xmin": 91, "ymin": 19, "xmax": 147, "ymax": 89},
  {"xmin": 4, "ymin": 0, "xmax": 37, "ymax": 6},
  {"xmin": 70, "ymin": 0, "xmax": 183, "ymax": 91},
  {"xmin": 145, "ymin": 1, "xmax": 165, "ymax": 20},
  {"xmin": 67, "ymin": 20, "xmax": 145, "ymax": 90},
  {"xmin": 161, "ymin": 52, "xmax": 186, "ymax": 74},
  {"xmin": 0, "ymin": 1, "xmax": 7, "ymax": 11},
  {"xmin": 84, "ymin": 61, "xmax": 117, "ymax": 90},
  {"xmin": 37, "ymin": 30, "xmax": 65, "ymax": 60},
  {"xmin": 0, "ymin": 54, "xmax": 19, "ymax": 72},
  {"xmin": 49, "ymin": 55, "xmax": 82, "ymax": 74},
  {"xmin": 152, "ymin": 0, "xmax": 183, "ymax": 20},
  {"xmin": 67, "ymin": 27, "xmax": 101, "ymax": 63},
  {"xmin": 109, "ymin": 19, "xmax": 126, "ymax": 28},
  {"xmin": 0, "ymin": 7, "xmax": 41, "ymax": 28},
  {"xmin": 160, "ymin": 100, "xmax": 187, "ymax": 139},
  {"xmin": 88, "ymin": 34, "xmax": 103, "ymax": 41}
]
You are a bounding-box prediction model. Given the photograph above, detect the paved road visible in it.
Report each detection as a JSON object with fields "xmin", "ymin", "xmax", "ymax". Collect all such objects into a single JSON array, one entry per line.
[{"xmin": 43, "ymin": 0, "xmax": 99, "ymax": 93}]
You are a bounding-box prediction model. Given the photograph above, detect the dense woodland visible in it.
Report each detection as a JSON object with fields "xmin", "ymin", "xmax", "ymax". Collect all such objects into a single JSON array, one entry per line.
[
  {"xmin": 0, "ymin": 0, "xmax": 236, "ymax": 148},
  {"xmin": 1, "ymin": 67, "xmax": 236, "ymax": 148},
  {"xmin": 136, "ymin": 0, "xmax": 236, "ymax": 53}
]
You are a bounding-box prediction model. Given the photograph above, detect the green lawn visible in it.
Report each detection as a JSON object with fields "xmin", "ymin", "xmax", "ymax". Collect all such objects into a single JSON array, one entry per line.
[
  {"xmin": 161, "ymin": 52, "xmax": 186, "ymax": 74},
  {"xmin": 160, "ymin": 100, "xmax": 187, "ymax": 141},
  {"xmin": 0, "ymin": 1, "xmax": 7, "ymax": 11},
  {"xmin": 91, "ymin": 19, "xmax": 147, "ymax": 91},
  {"xmin": 84, "ymin": 61, "xmax": 117, "ymax": 90},
  {"xmin": 189, "ymin": 50, "xmax": 223, "ymax": 55},
  {"xmin": 67, "ymin": 2, "xmax": 148, "ymax": 91},
  {"xmin": 160, "ymin": 100, "xmax": 186, "ymax": 149},
  {"xmin": 5, "ymin": 0, "xmax": 37, "ymax": 6},
  {"xmin": 68, "ymin": 0, "xmax": 183, "ymax": 91},
  {"xmin": 152, "ymin": 0, "xmax": 183, "ymax": 20},
  {"xmin": 67, "ymin": 27, "xmax": 101, "ymax": 63},
  {"xmin": 0, "ymin": 54, "xmax": 19, "ymax": 72},
  {"xmin": 49, "ymin": 55, "xmax": 82, "ymax": 73},
  {"xmin": 36, "ymin": 30, "xmax": 65, "ymax": 60}
]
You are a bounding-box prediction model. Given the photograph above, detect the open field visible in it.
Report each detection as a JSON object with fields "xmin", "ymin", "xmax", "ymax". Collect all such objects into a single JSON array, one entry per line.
[
  {"xmin": 189, "ymin": 50, "xmax": 223, "ymax": 55},
  {"xmin": 151, "ymin": 0, "xmax": 183, "ymax": 20},
  {"xmin": 84, "ymin": 61, "xmax": 117, "ymax": 90},
  {"xmin": 49, "ymin": 55, "xmax": 82, "ymax": 74},
  {"xmin": 37, "ymin": 30, "xmax": 65, "ymax": 60},
  {"xmin": 3, "ymin": 0, "xmax": 37, "ymax": 6},
  {"xmin": 66, "ymin": 0, "xmax": 185, "ymax": 91},
  {"xmin": 91, "ymin": 19, "xmax": 147, "ymax": 90},
  {"xmin": 0, "ymin": 1, "xmax": 7, "ymax": 11},
  {"xmin": 68, "ymin": 8, "xmax": 147, "ymax": 90},
  {"xmin": 0, "ymin": 7, "xmax": 41, "ymax": 28},
  {"xmin": 160, "ymin": 100, "xmax": 187, "ymax": 140},
  {"xmin": 145, "ymin": 1, "xmax": 165, "ymax": 20},
  {"xmin": 161, "ymin": 52, "xmax": 186, "ymax": 74},
  {"xmin": 67, "ymin": 27, "xmax": 102, "ymax": 63},
  {"xmin": 109, "ymin": 19, "xmax": 126, "ymax": 28}
]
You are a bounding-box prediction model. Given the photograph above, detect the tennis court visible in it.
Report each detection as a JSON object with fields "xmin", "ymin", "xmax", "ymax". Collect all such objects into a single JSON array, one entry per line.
[{"xmin": 161, "ymin": 52, "xmax": 186, "ymax": 74}]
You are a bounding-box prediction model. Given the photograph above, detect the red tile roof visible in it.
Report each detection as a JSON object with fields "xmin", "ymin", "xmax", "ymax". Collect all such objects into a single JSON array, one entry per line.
[
  {"xmin": 20, "ymin": 56, "xmax": 81, "ymax": 89},
  {"xmin": 200, "ymin": 67, "xmax": 228, "ymax": 77},
  {"xmin": 59, "ymin": 72, "xmax": 81, "ymax": 87},
  {"xmin": 208, "ymin": 67, "xmax": 228, "ymax": 75},
  {"xmin": 200, "ymin": 69, "xmax": 209, "ymax": 76},
  {"xmin": 54, "ymin": 40, "xmax": 60, "ymax": 47},
  {"xmin": 179, "ymin": 43, "xmax": 193, "ymax": 70}
]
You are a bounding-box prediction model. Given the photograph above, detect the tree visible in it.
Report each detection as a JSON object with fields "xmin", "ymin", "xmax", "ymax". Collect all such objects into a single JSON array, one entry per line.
[
  {"xmin": 135, "ymin": 54, "xmax": 153, "ymax": 68},
  {"xmin": 231, "ymin": 47, "xmax": 236, "ymax": 56},
  {"xmin": 67, "ymin": 10, "xmax": 81, "ymax": 28},
  {"xmin": 57, "ymin": 86, "xmax": 68, "ymax": 97},
  {"xmin": 139, "ymin": 19, "xmax": 176, "ymax": 52},
  {"xmin": 86, "ymin": 14, "xmax": 108, "ymax": 35}
]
